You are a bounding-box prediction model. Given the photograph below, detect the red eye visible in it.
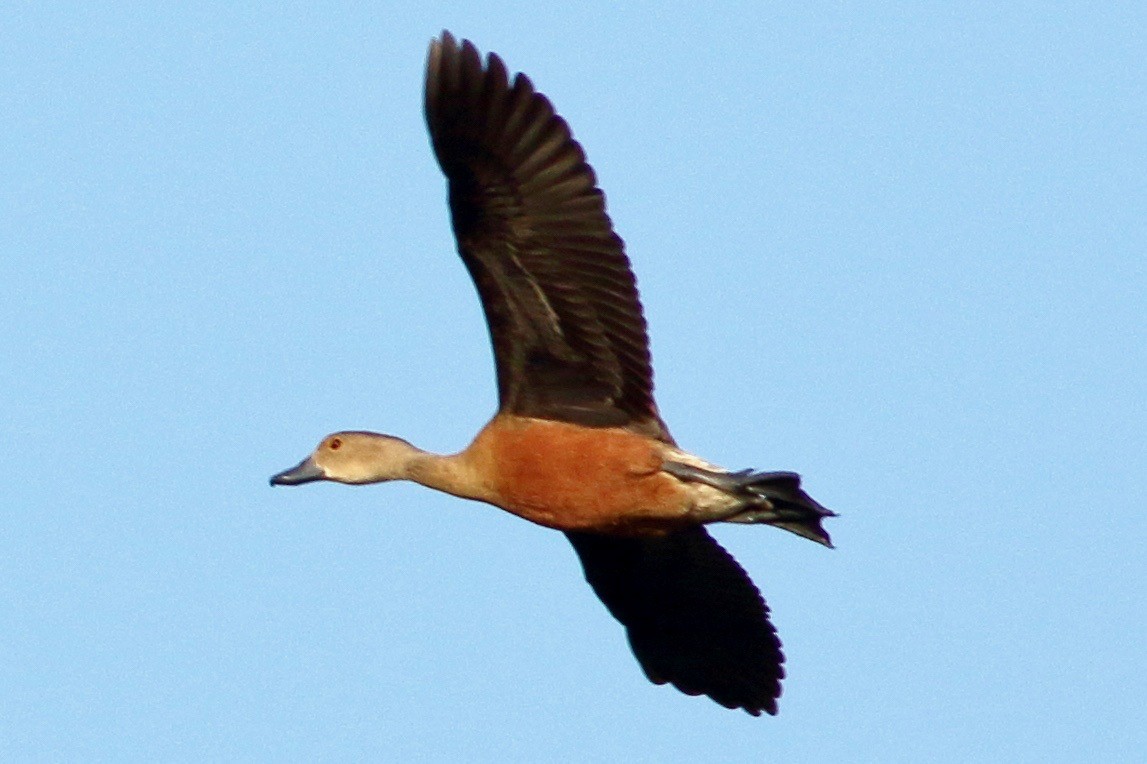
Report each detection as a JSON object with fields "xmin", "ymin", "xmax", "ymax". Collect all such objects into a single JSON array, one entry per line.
[{"xmin": 329, "ymin": 438, "xmax": 342, "ymax": 450}]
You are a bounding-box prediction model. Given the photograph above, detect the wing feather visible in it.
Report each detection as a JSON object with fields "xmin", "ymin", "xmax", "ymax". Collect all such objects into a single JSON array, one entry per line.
[
  {"xmin": 566, "ymin": 527, "xmax": 785, "ymax": 716},
  {"xmin": 425, "ymin": 33, "xmax": 665, "ymax": 435}
]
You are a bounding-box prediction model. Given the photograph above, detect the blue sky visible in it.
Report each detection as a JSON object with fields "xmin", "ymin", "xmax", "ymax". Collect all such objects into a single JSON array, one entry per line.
[{"xmin": 3, "ymin": 2, "xmax": 1144, "ymax": 761}]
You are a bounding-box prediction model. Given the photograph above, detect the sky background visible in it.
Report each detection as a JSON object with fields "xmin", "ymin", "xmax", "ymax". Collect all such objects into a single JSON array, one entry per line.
[{"xmin": 3, "ymin": 2, "xmax": 1144, "ymax": 761}]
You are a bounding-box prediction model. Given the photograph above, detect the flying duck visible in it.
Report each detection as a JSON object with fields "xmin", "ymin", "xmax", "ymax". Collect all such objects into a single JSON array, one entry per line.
[{"xmin": 271, "ymin": 32, "xmax": 835, "ymax": 716}]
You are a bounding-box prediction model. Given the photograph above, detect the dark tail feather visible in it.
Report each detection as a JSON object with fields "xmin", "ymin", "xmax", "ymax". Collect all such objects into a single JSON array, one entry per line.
[
  {"xmin": 661, "ymin": 462, "xmax": 837, "ymax": 547},
  {"xmin": 724, "ymin": 470, "xmax": 837, "ymax": 547}
]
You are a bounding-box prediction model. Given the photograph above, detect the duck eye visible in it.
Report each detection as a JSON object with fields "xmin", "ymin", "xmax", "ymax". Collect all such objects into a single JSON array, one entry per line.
[{"xmin": 329, "ymin": 438, "xmax": 342, "ymax": 451}]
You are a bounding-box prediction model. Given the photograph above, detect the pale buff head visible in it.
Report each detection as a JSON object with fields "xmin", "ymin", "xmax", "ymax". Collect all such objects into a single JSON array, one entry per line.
[{"xmin": 270, "ymin": 431, "xmax": 421, "ymax": 486}]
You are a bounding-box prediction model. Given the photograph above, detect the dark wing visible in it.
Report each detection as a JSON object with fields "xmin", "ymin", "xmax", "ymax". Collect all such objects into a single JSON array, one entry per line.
[
  {"xmin": 424, "ymin": 32, "xmax": 665, "ymax": 436},
  {"xmin": 566, "ymin": 527, "xmax": 784, "ymax": 716}
]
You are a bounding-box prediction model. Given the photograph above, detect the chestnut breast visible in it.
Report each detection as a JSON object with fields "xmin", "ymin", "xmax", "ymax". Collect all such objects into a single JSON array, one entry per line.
[{"xmin": 466, "ymin": 415, "xmax": 690, "ymax": 534}]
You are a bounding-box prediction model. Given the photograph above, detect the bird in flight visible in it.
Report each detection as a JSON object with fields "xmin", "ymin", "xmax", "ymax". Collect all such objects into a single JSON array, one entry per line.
[{"xmin": 271, "ymin": 31, "xmax": 835, "ymax": 716}]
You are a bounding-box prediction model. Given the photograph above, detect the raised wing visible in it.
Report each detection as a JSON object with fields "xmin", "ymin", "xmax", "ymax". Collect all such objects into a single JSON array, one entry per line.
[
  {"xmin": 424, "ymin": 33, "xmax": 664, "ymax": 435},
  {"xmin": 566, "ymin": 527, "xmax": 785, "ymax": 716}
]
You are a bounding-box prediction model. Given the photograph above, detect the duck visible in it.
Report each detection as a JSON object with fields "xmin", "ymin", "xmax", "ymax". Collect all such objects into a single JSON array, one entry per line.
[{"xmin": 271, "ymin": 31, "xmax": 835, "ymax": 717}]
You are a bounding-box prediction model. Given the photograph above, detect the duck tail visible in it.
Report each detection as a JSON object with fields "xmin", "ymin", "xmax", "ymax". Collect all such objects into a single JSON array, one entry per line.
[
  {"xmin": 721, "ymin": 470, "xmax": 836, "ymax": 547},
  {"xmin": 663, "ymin": 463, "xmax": 837, "ymax": 547}
]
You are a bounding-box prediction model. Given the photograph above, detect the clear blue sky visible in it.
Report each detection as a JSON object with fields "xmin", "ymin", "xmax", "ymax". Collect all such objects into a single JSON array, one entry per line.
[{"xmin": 3, "ymin": 3, "xmax": 1144, "ymax": 761}]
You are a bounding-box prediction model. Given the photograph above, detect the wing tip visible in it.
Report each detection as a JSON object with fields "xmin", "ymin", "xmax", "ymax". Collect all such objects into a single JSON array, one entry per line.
[{"xmin": 569, "ymin": 527, "xmax": 788, "ymax": 717}]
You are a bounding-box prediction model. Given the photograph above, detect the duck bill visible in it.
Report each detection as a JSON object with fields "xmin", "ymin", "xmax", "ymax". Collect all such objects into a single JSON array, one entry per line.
[{"xmin": 270, "ymin": 456, "xmax": 325, "ymax": 486}]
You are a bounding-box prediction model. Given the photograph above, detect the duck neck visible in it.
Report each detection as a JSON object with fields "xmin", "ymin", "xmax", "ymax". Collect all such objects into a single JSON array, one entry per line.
[{"xmin": 404, "ymin": 449, "xmax": 491, "ymax": 503}]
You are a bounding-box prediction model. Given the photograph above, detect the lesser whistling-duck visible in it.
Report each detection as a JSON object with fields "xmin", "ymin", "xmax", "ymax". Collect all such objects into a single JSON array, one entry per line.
[{"xmin": 271, "ymin": 32, "xmax": 835, "ymax": 716}]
